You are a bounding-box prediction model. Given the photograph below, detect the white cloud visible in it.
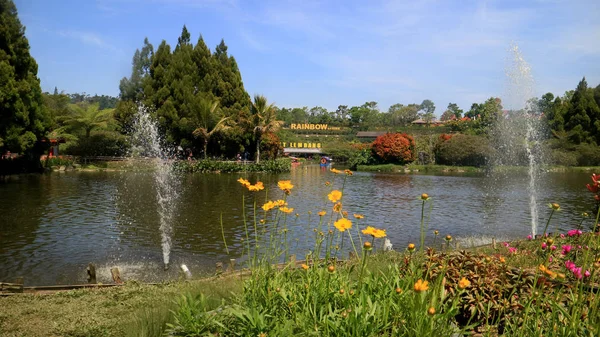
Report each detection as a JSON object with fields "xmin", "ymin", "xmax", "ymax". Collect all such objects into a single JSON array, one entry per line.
[{"xmin": 57, "ymin": 30, "xmax": 118, "ymax": 51}]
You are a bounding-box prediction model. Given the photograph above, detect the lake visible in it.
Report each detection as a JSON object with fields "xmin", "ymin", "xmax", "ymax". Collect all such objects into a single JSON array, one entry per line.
[{"xmin": 0, "ymin": 165, "xmax": 594, "ymax": 285}]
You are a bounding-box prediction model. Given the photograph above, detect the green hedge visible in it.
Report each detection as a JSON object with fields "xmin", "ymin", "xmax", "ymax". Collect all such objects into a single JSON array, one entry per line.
[
  {"xmin": 173, "ymin": 158, "xmax": 291, "ymax": 173},
  {"xmin": 435, "ymin": 134, "xmax": 491, "ymax": 167}
]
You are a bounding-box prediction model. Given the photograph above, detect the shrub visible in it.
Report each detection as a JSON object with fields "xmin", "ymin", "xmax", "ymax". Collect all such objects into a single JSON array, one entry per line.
[
  {"xmin": 548, "ymin": 149, "xmax": 578, "ymax": 166},
  {"xmin": 575, "ymin": 143, "xmax": 600, "ymax": 166},
  {"xmin": 435, "ymin": 134, "xmax": 491, "ymax": 167},
  {"xmin": 371, "ymin": 133, "xmax": 416, "ymax": 164},
  {"xmin": 260, "ymin": 132, "xmax": 283, "ymax": 160},
  {"xmin": 64, "ymin": 131, "xmax": 129, "ymax": 157},
  {"xmin": 173, "ymin": 158, "xmax": 291, "ymax": 173}
]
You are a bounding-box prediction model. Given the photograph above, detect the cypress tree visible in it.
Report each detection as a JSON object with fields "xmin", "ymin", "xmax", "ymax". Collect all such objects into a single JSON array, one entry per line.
[
  {"xmin": 564, "ymin": 77, "xmax": 596, "ymax": 143},
  {"xmin": 211, "ymin": 39, "xmax": 250, "ymax": 116},
  {"xmin": 0, "ymin": 0, "xmax": 50, "ymax": 154}
]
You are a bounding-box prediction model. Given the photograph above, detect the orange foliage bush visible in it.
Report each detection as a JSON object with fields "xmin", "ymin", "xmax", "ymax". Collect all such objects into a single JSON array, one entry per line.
[{"xmin": 371, "ymin": 133, "xmax": 415, "ymax": 164}]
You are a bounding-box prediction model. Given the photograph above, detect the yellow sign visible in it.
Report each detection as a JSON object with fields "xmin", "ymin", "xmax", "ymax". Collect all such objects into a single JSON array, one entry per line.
[
  {"xmin": 289, "ymin": 123, "xmax": 341, "ymax": 131},
  {"xmin": 282, "ymin": 142, "xmax": 321, "ymax": 148}
]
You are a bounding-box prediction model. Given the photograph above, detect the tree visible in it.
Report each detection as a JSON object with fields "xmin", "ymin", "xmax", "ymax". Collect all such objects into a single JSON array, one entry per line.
[
  {"xmin": 191, "ymin": 98, "xmax": 229, "ymax": 158},
  {"xmin": 0, "ymin": 0, "xmax": 51, "ymax": 154},
  {"xmin": 119, "ymin": 38, "xmax": 154, "ymax": 102},
  {"xmin": 371, "ymin": 133, "xmax": 416, "ymax": 164},
  {"xmin": 386, "ymin": 103, "xmax": 417, "ymax": 126},
  {"xmin": 59, "ymin": 102, "xmax": 113, "ymax": 139},
  {"xmin": 446, "ymin": 103, "xmax": 463, "ymax": 119},
  {"xmin": 563, "ymin": 77, "xmax": 600, "ymax": 144},
  {"xmin": 440, "ymin": 109, "xmax": 455, "ymax": 121},
  {"xmin": 247, "ymin": 95, "xmax": 282, "ymax": 163},
  {"xmin": 210, "ymin": 39, "xmax": 250, "ymax": 115},
  {"xmin": 334, "ymin": 105, "xmax": 349, "ymax": 125}
]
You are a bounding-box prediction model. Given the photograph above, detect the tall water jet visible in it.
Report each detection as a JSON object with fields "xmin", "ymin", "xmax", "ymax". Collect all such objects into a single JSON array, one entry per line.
[
  {"xmin": 494, "ymin": 43, "xmax": 545, "ymax": 236},
  {"xmin": 130, "ymin": 106, "xmax": 180, "ymax": 269}
]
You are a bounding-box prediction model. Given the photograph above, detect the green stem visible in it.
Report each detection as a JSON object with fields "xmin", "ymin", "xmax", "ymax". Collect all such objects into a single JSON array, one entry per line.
[
  {"xmin": 219, "ymin": 212, "xmax": 229, "ymax": 254},
  {"xmin": 542, "ymin": 209, "xmax": 555, "ymax": 237},
  {"xmin": 420, "ymin": 200, "xmax": 426, "ymax": 253}
]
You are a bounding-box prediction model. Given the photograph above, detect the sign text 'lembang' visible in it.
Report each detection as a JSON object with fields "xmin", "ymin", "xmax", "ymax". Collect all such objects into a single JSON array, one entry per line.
[
  {"xmin": 289, "ymin": 123, "xmax": 341, "ymax": 131},
  {"xmin": 282, "ymin": 142, "xmax": 321, "ymax": 148}
]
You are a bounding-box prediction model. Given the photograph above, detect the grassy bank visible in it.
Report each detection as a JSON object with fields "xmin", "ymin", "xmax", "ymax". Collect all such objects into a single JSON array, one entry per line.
[
  {"xmin": 356, "ymin": 163, "xmax": 600, "ymax": 174},
  {"xmin": 0, "ymin": 278, "xmax": 242, "ymax": 337}
]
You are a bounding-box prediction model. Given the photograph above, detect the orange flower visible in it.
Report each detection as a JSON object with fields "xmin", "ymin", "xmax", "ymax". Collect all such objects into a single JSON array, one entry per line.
[
  {"xmin": 279, "ymin": 206, "xmax": 294, "ymax": 214},
  {"xmin": 428, "ymin": 307, "xmax": 436, "ymax": 315},
  {"xmin": 344, "ymin": 169, "xmax": 353, "ymax": 176},
  {"xmin": 247, "ymin": 181, "xmax": 264, "ymax": 191},
  {"xmin": 420, "ymin": 193, "xmax": 430, "ymax": 201},
  {"xmin": 414, "ymin": 279, "xmax": 429, "ymax": 292},
  {"xmin": 262, "ymin": 201, "xmax": 275, "ymax": 211},
  {"xmin": 334, "ymin": 218, "xmax": 352, "ymax": 232},
  {"xmin": 330, "ymin": 168, "xmax": 341, "ymax": 174},
  {"xmin": 277, "ymin": 180, "xmax": 294, "ymax": 193},
  {"xmin": 301, "ymin": 264, "xmax": 309, "ymax": 270},
  {"xmin": 353, "ymin": 214, "xmax": 364, "ymax": 219},
  {"xmin": 362, "ymin": 226, "xmax": 386, "ymax": 238},
  {"xmin": 237, "ymin": 178, "xmax": 250, "ymax": 187},
  {"xmin": 333, "ymin": 202, "xmax": 343, "ymax": 212},
  {"xmin": 318, "ymin": 210, "xmax": 326, "ymax": 217},
  {"xmin": 407, "ymin": 243, "xmax": 416, "ymax": 252},
  {"xmin": 328, "ymin": 190, "xmax": 342, "ymax": 203},
  {"xmin": 327, "ymin": 265, "xmax": 335, "ymax": 273},
  {"xmin": 274, "ymin": 199, "xmax": 287, "ymax": 207},
  {"xmin": 458, "ymin": 277, "xmax": 471, "ymax": 289}
]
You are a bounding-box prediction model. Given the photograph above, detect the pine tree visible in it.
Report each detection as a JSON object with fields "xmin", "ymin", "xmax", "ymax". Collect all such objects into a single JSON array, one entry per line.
[
  {"xmin": 564, "ymin": 77, "xmax": 595, "ymax": 143},
  {"xmin": 211, "ymin": 39, "xmax": 250, "ymax": 116},
  {"xmin": 0, "ymin": 0, "xmax": 50, "ymax": 153}
]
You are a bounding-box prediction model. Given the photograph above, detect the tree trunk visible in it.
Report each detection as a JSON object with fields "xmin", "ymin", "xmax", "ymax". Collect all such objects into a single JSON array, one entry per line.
[
  {"xmin": 204, "ymin": 139, "xmax": 208, "ymax": 159},
  {"xmin": 255, "ymin": 135, "xmax": 260, "ymax": 164}
]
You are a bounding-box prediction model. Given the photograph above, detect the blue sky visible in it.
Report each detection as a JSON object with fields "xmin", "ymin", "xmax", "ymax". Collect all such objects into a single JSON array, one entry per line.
[{"xmin": 15, "ymin": 0, "xmax": 600, "ymax": 115}]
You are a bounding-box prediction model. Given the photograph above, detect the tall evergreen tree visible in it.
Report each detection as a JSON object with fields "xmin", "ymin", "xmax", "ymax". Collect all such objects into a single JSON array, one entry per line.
[
  {"xmin": 564, "ymin": 77, "xmax": 598, "ymax": 143},
  {"xmin": 211, "ymin": 39, "xmax": 250, "ymax": 115},
  {"xmin": 0, "ymin": 0, "xmax": 50, "ymax": 154}
]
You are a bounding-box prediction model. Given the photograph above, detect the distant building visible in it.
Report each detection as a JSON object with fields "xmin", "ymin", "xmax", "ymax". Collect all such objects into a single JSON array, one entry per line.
[{"xmin": 410, "ymin": 118, "xmax": 445, "ymax": 126}]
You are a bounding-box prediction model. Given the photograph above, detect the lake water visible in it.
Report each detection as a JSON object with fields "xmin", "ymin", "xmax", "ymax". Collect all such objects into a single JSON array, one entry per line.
[{"xmin": 0, "ymin": 165, "xmax": 594, "ymax": 285}]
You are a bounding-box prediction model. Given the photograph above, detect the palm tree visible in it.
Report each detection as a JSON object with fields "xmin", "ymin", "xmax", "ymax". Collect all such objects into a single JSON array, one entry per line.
[
  {"xmin": 248, "ymin": 95, "xmax": 282, "ymax": 163},
  {"xmin": 191, "ymin": 97, "xmax": 229, "ymax": 159},
  {"xmin": 59, "ymin": 102, "xmax": 113, "ymax": 139}
]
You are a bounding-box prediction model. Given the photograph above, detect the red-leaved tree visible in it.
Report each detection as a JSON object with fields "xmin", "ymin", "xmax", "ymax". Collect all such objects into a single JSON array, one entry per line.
[{"xmin": 371, "ymin": 133, "xmax": 416, "ymax": 163}]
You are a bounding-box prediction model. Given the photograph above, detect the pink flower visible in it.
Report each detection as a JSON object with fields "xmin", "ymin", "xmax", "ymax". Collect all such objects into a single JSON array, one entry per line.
[
  {"xmin": 573, "ymin": 267, "xmax": 583, "ymax": 279},
  {"xmin": 560, "ymin": 234, "xmax": 565, "ymax": 238},
  {"xmin": 567, "ymin": 229, "xmax": 583, "ymax": 237},
  {"xmin": 584, "ymin": 270, "xmax": 591, "ymax": 278},
  {"xmin": 549, "ymin": 257, "xmax": 553, "ymax": 262},
  {"xmin": 503, "ymin": 242, "xmax": 510, "ymax": 247},
  {"xmin": 527, "ymin": 235, "xmax": 532, "ymax": 240},
  {"xmin": 550, "ymin": 245, "xmax": 557, "ymax": 251},
  {"xmin": 577, "ymin": 245, "xmax": 582, "ymax": 250},
  {"xmin": 565, "ymin": 260, "xmax": 576, "ymax": 271},
  {"xmin": 541, "ymin": 242, "xmax": 547, "ymax": 249},
  {"xmin": 562, "ymin": 245, "xmax": 572, "ymax": 255},
  {"xmin": 508, "ymin": 247, "xmax": 517, "ymax": 254}
]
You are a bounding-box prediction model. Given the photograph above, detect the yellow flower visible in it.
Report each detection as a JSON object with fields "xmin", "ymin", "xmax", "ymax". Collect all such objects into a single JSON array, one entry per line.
[
  {"xmin": 301, "ymin": 264, "xmax": 309, "ymax": 270},
  {"xmin": 407, "ymin": 243, "xmax": 416, "ymax": 252},
  {"xmin": 445, "ymin": 235, "xmax": 452, "ymax": 242},
  {"xmin": 549, "ymin": 203, "xmax": 560, "ymax": 211},
  {"xmin": 420, "ymin": 193, "xmax": 430, "ymax": 201},
  {"xmin": 414, "ymin": 279, "xmax": 429, "ymax": 292},
  {"xmin": 342, "ymin": 210, "xmax": 348, "ymax": 217},
  {"xmin": 538, "ymin": 264, "xmax": 547, "ymax": 273},
  {"xmin": 318, "ymin": 210, "xmax": 326, "ymax": 217},
  {"xmin": 262, "ymin": 201, "xmax": 275, "ymax": 211},
  {"xmin": 363, "ymin": 241, "xmax": 372, "ymax": 250},
  {"xmin": 247, "ymin": 181, "xmax": 264, "ymax": 191},
  {"xmin": 327, "ymin": 265, "xmax": 335, "ymax": 273},
  {"xmin": 325, "ymin": 181, "xmax": 331, "ymax": 186},
  {"xmin": 499, "ymin": 257, "xmax": 506, "ymax": 263},
  {"xmin": 334, "ymin": 218, "xmax": 352, "ymax": 232},
  {"xmin": 428, "ymin": 307, "xmax": 436, "ymax": 316},
  {"xmin": 395, "ymin": 287, "xmax": 402, "ymax": 294},
  {"xmin": 353, "ymin": 214, "xmax": 364, "ymax": 219},
  {"xmin": 333, "ymin": 202, "xmax": 343, "ymax": 212},
  {"xmin": 237, "ymin": 177, "xmax": 250, "ymax": 187},
  {"xmin": 274, "ymin": 199, "xmax": 287, "ymax": 207},
  {"xmin": 458, "ymin": 277, "xmax": 471, "ymax": 289},
  {"xmin": 328, "ymin": 190, "xmax": 342, "ymax": 203},
  {"xmin": 279, "ymin": 207, "xmax": 294, "ymax": 214},
  {"xmin": 344, "ymin": 169, "xmax": 353, "ymax": 176},
  {"xmin": 362, "ymin": 226, "xmax": 386, "ymax": 238},
  {"xmin": 434, "ymin": 230, "xmax": 439, "ymax": 235},
  {"xmin": 330, "ymin": 168, "xmax": 341, "ymax": 174},
  {"xmin": 277, "ymin": 180, "xmax": 294, "ymax": 192}
]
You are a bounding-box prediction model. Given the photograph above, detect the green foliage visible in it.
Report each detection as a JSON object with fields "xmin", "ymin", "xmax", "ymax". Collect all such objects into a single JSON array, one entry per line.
[
  {"xmin": 435, "ymin": 134, "xmax": 490, "ymax": 167},
  {"xmin": 173, "ymin": 158, "xmax": 291, "ymax": 173},
  {"xmin": 0, "ymin": 0, "xmax": 51, "ymax": 154}
]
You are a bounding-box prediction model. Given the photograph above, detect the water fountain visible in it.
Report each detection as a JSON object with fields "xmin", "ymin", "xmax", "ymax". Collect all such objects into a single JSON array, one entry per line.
[
  {"xmin": 492, "ymin": 43, "xmax": 545, "ymax": 236},
  {"xmin": 130, "ymin": 106, "xmax": 180, "ymax": 269}
]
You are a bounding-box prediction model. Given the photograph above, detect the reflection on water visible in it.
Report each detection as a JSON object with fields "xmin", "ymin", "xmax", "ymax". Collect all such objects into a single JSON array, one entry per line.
[{"xmin": 0, "ymin": 166, "xmax": 593, "ymax": 285}]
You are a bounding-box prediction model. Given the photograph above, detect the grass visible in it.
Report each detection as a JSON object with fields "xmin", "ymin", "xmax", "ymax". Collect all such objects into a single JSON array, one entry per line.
[
  {"xmin": 357, "ymin": 163, "xmax": 482, "ymax": 173},
  {"xmin": 0, "ymin": 278, "xmax": 242, "ymax": 337}
]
